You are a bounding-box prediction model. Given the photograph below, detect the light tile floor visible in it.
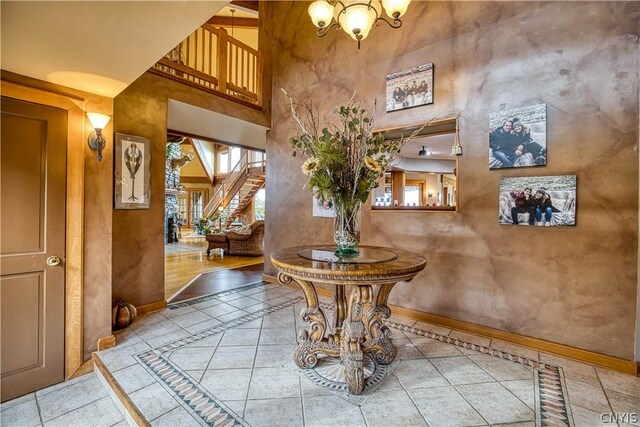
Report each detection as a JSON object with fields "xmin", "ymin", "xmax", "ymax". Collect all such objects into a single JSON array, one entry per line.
[{"xmin": 2, "ymin": 281, "xmax": 638, "ymax": 427}]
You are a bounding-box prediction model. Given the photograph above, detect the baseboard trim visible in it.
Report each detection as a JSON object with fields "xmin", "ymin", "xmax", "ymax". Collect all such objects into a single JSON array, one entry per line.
[
  {"xmin": 93, "ymin": 353, "xmax": 150, "ymax": 426},
  {"xmin": 263, "ymin": 274, "xmax": 638, "ymax": 376},
  {"xmin": 135, "ymin": 300, "xmax": 167, "ymax": 315},
  {"xmin": 97, "ymin": 335, "xmax": 116, "ymax": 351},
  {"xmin": 389, "ymin": 304, "xmax": 638, "ymax": 376}
]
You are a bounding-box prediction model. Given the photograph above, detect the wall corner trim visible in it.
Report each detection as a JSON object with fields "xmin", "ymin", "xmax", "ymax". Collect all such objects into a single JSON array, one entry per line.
[{"xmin": 97, "ymin": 335, "xmax": 116, "ymax": 352}]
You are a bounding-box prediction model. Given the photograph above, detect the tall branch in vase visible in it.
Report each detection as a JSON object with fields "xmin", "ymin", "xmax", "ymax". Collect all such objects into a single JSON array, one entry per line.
[{"xmin": 282, "ymin": 88, "xmax": 426, "ymax": 256}]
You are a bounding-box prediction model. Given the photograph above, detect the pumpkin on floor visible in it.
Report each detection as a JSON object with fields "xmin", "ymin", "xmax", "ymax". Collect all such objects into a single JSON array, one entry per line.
[{"xmin": 112, "ymin": 300, "xmax": 137, "ymax": 330}]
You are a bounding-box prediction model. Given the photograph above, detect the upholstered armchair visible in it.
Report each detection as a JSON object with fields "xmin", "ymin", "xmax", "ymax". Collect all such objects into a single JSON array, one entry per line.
[{"xmin": 226, "ymin": 220, "xmax": 265, "ymax": 256}]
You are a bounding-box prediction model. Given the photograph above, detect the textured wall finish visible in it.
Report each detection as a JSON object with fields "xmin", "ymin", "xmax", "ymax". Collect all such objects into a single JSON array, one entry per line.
[
  {"xmin": 82, "ymin": 97, "xmax": 114, "ymax": 359},
  {"xmin": 264, "ymin": 2, "xmax": 640, "ymax": 359}
]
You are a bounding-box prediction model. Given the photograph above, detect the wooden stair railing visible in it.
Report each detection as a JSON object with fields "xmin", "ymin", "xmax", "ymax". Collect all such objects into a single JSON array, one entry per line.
[
  {"xmin": 226, "ymin": 174, "xmax": 265, "ymax": 224},
  {"xmin": 151, "ymin": 25, "xmax": 262, "ymax": 108},
  {"xmin": 203, "ymin": 151, "xmax": 250, "ymax": 218}
]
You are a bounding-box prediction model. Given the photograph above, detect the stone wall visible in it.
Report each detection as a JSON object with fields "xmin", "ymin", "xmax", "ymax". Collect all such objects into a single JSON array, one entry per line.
[{"xmin": 165, "ymin": 143, "xmax": 181, "ymax": 244}]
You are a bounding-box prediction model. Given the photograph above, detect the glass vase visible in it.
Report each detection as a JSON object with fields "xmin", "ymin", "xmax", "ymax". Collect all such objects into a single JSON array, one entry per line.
[{"xmin": 333, "ymin": 201, "xmax": 362, "ymax": 257}]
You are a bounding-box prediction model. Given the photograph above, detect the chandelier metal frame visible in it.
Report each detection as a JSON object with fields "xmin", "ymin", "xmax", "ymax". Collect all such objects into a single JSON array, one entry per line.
[{"xmin": 314, "ymin": 1, "xmax": 404, "ymax": 49}]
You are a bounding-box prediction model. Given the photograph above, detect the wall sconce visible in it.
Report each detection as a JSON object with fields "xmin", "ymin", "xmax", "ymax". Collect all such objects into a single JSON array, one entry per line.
[
  {"xmin": 87, "ymin": 112, "xmax": 111, "ymax": 161},
  {"xmin": 428, "ymin": 191, "xmax": 434, "ymax": 197}
]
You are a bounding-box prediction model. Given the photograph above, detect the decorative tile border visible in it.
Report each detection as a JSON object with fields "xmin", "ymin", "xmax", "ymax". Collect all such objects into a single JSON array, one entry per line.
[
  {"xmin": 168, "ymin": 281, "xmax": 268, "ymax": 310},
  {"xmin": 135, "ymin": 296, "xmax": 304, "ymax": 426},
  {"xmin": 136, "ymin": 353, "xmax": 247, "ymax": 427},
  {"xmin": 303, "ymin": 354, "xmax": 390, "ymax": 392},
  {"xmin": 385, "ymin": 320, "xmax": 573, "ymax": 427},
  {"xmin": 535, "ymin": 367, "xmax": 574, "ymax": 427}
]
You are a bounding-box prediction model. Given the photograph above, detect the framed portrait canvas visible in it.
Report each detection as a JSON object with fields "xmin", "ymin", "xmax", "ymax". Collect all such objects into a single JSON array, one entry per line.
[
  {"xmin": 114, "ymin": 133, "xmax": 150, "ymax": 209},
  {"xmin": 498, "ymin": 175, "xmax": 576, "ymax": 227},
  {"xmin": 489, "ymin": 103, "xmax": 547, "ymax": 169},
  {"xmin": 386, "ymin": 63, "xmax": 433, "ymax": 112}
]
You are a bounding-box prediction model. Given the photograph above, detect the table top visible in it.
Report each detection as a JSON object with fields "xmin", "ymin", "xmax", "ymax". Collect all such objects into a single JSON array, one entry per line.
[{"xmin": 270, "ymin": 245, "xmax": 427, "ymax": 285}]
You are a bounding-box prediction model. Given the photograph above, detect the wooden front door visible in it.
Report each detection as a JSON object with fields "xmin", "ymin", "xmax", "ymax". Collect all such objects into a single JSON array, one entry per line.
[{"xmin": 1, "ymin": 97, "xmax": 67, "ymax": 401}]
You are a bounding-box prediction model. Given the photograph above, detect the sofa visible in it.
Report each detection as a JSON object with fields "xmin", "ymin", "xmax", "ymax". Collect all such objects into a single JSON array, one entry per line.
[
  {"xmin": 205, "ymin": 220, "xmax": 264, "ymax": 256},
  {"xmin": 227, "ymin": 220, "xmax": 265, "ymax": 256}
]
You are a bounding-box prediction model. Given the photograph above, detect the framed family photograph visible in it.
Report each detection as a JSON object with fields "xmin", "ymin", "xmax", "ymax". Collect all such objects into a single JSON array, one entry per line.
[
  {"xmin": 312, "ymin": 196, "xmax": 335, "ymax": 218},
  {"xmin": 386, "ymin": 63, "xmax": 433, "ymax": 112},
  {"xmin": 114, "ymin": 133, "xmax": 150, "ymax": 209},
  {"xmin": 498, "ymin": 175, "xmax": 576, "ymax": 227},
  {"xmin": 489, "ymin": 103, "xmax": 547, "ymax": 169}
]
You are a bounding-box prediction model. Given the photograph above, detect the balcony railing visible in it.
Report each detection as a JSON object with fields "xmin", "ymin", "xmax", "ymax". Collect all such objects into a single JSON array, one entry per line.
[{"xmin": 151, "ymin": 25, "xmax": 262, "ymax": 108}]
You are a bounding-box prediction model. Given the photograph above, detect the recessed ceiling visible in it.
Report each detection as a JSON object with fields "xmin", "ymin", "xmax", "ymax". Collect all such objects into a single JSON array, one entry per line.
[
  {"xmin": 1, "ymin": 1, "xmax": 228, "ymax": 97},
  {"xmin": 398, "ymin": 133, "xmax": 456, "ymax": 160}
]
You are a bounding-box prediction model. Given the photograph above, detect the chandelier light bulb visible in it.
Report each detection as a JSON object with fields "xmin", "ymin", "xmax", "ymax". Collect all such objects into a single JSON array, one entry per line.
[
  {"xmin": 308, "ymin": 0, "xmax": 335, "ymax": 28},
  {"xmin": 381, "ymin": 0, "xmax": 410, "ymax": 19},
  {"xmin": 338, "ymin": 1, "xmax": 380, "ymax": 42}
]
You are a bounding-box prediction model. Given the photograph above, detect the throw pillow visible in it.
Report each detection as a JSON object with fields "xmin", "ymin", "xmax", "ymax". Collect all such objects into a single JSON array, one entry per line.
[{"xmin": 235, "ymin": 224, "xmax": 252, "ymax": 235}]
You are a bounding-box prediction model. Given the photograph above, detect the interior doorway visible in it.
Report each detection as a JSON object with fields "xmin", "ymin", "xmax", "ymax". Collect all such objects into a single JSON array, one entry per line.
[{"xmin": 164, "ymin": 132, "xmax": 266, "ymax": 301}]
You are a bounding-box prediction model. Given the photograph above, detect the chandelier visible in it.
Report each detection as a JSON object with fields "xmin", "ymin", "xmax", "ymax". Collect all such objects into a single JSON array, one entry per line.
[{"xmin": 308, "ymin": 0, "xmax": 412, "ymax": 49}]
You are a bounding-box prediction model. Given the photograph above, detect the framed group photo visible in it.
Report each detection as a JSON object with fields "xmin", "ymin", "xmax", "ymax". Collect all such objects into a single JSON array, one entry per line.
[
  {"xmin": 498, "ymin": 175, "xmax": 576, "ymax": 227},
  {"xmin": 114, "ymin": 133, "xmax": 150, "ymax": 209},
  {"xmin": 386, "ymin": 63, "xmax": 433, "ymax": 112}
]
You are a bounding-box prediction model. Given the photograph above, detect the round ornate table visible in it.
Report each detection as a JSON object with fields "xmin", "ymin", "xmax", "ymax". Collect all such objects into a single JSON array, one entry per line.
[{"xmin": 270, "ymin": 245, "xmax": 426, "ymax": 394}]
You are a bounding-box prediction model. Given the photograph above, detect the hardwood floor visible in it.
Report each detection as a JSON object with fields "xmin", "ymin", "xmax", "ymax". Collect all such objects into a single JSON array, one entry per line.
[
  {"xmin": 164, "ymin": 233, "xmax": 263, "ymax": 300},
  {"xmin": 169, "ymin": 263, "xmax": 264, "ymax": 303}
]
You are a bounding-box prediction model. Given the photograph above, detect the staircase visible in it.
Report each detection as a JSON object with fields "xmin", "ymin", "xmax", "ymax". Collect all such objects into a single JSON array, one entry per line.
[
  {"xmin": 225, "ymin": 176, "xmax": 265, "ymax": 225},
  {"xmin": 203, "ymin": 151, "xmax": 265, "ymax": 223}
]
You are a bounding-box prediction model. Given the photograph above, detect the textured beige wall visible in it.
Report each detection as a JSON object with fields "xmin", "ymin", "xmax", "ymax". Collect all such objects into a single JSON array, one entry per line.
[
  {"xmin": 82, "ymin": 95, "xmax": 114, "ymax": 359},
  {"xmin": 264, "ymin": 1, "xmax": 640, "ymax": 359}
]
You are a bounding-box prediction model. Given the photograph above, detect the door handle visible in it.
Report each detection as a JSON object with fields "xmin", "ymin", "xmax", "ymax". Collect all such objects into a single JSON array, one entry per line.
[{"xmin": 47, "ymin": 256, "xmax": 62, "ymax": 267}]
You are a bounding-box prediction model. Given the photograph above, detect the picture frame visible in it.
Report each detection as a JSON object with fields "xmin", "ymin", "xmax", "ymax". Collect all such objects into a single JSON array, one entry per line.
[
  {"xmin": 489, "ymin": 103, "xmax": 547, "ymax": 169},
  {"xmin": 385, "ymin": 63, "xmax": 434, "ymax": 112},
  {"xmin": 312, "ymin": 192, "xmax": 335, "ymax": 218},
  {"xmin": 114, "ymin": 133, "xmax": 151, "ymax": 209},
  {"xmin": 498, "ymin": 175, "xmax": 576, "ymax": 227}
]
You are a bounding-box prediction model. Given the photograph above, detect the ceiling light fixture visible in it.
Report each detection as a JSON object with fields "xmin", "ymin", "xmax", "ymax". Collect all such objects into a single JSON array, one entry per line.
[
  {"xmin": 418, "ymin": 146, "xmax": 430, "ymax": 156},
  {"xmin": 308, "ymin": 0, "xmax": 412, "ymax": 49}
]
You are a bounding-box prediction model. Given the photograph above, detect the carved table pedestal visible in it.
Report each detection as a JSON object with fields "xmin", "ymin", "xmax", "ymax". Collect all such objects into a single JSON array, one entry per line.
[{"xmin": 270, "ymin": 245, "xmax": 426, "ymax": 394}]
